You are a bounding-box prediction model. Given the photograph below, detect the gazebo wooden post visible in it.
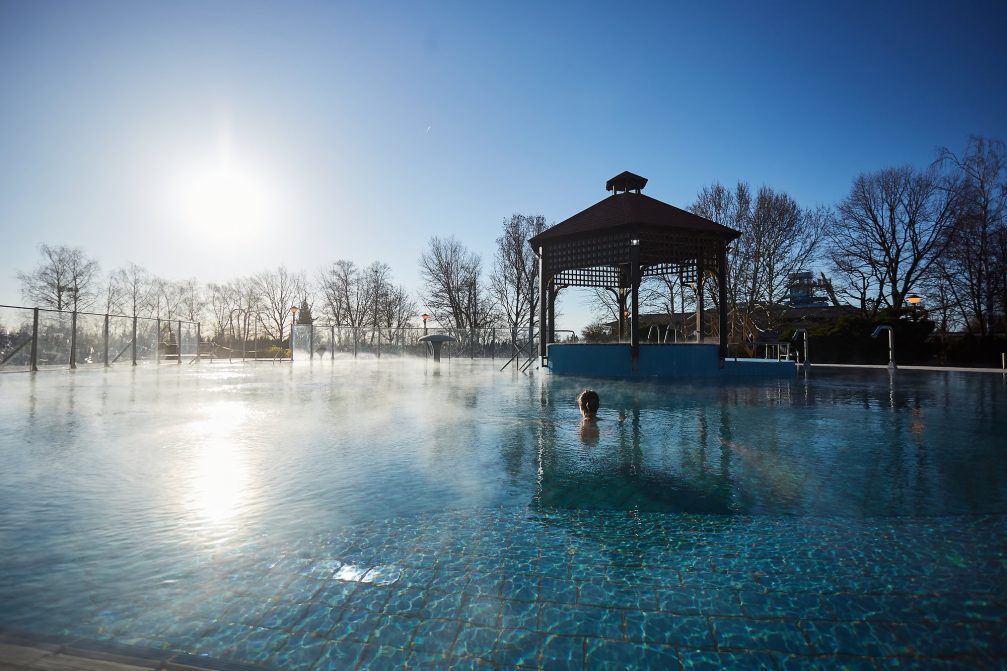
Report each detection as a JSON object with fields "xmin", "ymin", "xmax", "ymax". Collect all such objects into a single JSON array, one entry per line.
[
  {"xmin": 552, "ymin": 293, "xmax": 557, "ymax": 346},
  {"xmin": 630, "ymin": 240, "xmax": 640, "ymax": 359},
  {"xmin": 695, "ymin": 256, "xmax": 704, "ymax": 343},
  {"xmin": 718, "ymin": 241, "xmax": 728, "ymax": 359},
  {"xmin": 617, "ymin": 289, "xmax": 627, "ymax": 341},
  {"xmin": 538, "ymin": 248, "xmax": 548, "ymax": 359}
]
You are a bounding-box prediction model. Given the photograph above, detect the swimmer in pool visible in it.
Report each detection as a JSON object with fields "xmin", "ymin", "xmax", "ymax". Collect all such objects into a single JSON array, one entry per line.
[
  {"xmin": 577, "ymin": 389, "xmax": 600, "ymax": 421},
  {"xmin": 577, "ymin": 389, "xmax": 600, "ymax": 443}
]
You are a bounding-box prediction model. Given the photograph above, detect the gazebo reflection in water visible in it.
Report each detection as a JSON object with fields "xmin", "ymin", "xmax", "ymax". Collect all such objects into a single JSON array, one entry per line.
[{"xmin": 529, "ymin": 172, "xmax": 792, "ymax": 379}]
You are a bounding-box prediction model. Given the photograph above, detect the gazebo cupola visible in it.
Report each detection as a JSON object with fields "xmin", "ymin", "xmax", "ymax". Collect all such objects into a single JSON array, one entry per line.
[
  {"xmin": 529, "ymin": 171, "xmax": 741, "ymax": 366},
  {"xmin": 605, "ymin": 170, "xmax": 648, "ymax": 194}
]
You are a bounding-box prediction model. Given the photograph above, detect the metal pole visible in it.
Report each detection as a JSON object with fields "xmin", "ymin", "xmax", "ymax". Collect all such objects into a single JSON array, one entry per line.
[
  {"xmin": 331, "ymin": 326, "xmax": 335, "ymax": 360},
  {"xmin": 155, "ymin": 318, "xmax": 161, "ymax": 364},
  {"xmin": 871, "ymin": 325, "xmax": 896, "ymax": 371},
  {"xmin": 69, "ymin": 311, "xmax": 77, "ymax": 369},
  {"xmin": 290, "ymin": 320, "xmax": 295, "ymax": 362},
  {"xmin": 177, "ymin": 320, "xmax": 182, "ymax": 364},
  {"xmin": 132, "ymin": 316, "xmax": 137, "ymax": 366},
  {"xmin": 29, "ymin": 308, "xmax": 39, "ymax": 372},
  {"xmin": 888, "ymin": 329, "xmax": 895, "ymax": 369},
  {"xmin": 196, "ymin": 321, "xmax": 201, "ymax": 362},
  {"xmin": 377, "ymin": 327, "xmax": 381, "ymax": 359},
  {"xmin": 103, "ymin": 314, "xmax": 110, "ymax": 367},
  {"xmin": 311, "ymin": 323, "xmax": 316, "ymax": 360}
]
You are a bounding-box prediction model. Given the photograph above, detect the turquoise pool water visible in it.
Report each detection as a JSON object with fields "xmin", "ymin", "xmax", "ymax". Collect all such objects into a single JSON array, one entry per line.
[{"xmin": 0, "ymin": 361, "xmax": 1004, "ymax": 669}]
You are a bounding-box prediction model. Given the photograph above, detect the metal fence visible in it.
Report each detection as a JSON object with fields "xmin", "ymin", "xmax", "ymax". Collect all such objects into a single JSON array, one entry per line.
[
  {"xmin": 292, "ymin": 324, "xmax": 538, "ymax": 364},
  {"xmin": 0, "ymin": 304, "xmax": 546, "ymax": 372},
  {"xmin": 0, "ymin": 304, "xmax": 200, "ymax": 372}
]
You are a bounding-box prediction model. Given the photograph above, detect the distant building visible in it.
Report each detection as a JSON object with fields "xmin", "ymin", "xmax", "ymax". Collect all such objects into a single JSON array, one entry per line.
[{"xmin": 786, "ymin": 272, "xmax": 832, "ymax": 307}]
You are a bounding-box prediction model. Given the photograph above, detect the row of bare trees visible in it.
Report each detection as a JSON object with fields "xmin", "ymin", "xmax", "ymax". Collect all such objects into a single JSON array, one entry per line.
[
  {"xmin": 581, "ymin": 135, "xmax": 1005, "ymax": 340},
  {"xmin": 16, "ymin": 134, "xmax": 1003, "ymax": 346},
  {"xmin": 15, "ymin": 251, "xmax": 420, "ymax": 346},
  {"xmin": 416, "ymin": 215, "xmax": 546, "ymax": 340},
  {"xmin": 317, "ymin": 260, "xmax": 415, "ymax": 335},
  {"xmin": 827, "ymin": 135, "xmax": 1006, "ymax": 335}
]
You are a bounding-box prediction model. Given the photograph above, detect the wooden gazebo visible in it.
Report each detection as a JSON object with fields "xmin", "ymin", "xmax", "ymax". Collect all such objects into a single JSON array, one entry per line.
[{"xmin": 529, "ymin": 171, "xmax": 741, "ymax": 365}]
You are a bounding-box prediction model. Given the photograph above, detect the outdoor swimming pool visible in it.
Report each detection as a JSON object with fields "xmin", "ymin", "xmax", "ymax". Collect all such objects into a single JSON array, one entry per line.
[{"xmin": 0, "ymin": 361, "xmax": 1004, "ymax": 669}]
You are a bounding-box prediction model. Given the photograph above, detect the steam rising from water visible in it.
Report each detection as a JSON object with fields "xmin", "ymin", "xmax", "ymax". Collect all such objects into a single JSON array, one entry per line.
[{"xmin": 0, "ymin": 361, "xmax": 1004, "ymax": 576}]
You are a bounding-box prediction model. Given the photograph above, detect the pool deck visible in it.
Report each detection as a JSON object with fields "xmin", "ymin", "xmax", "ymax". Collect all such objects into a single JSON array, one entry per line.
[
  {"xmin": 809, "ymin": 363, "xmax": 1007, "ymax": 374},
  {"xmin": 0, "ymin": 635, "xmax": 275, "ymax": 671}
]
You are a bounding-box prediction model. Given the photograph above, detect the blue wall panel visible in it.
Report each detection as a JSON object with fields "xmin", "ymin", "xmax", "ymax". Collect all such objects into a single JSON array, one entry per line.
[{"xmin": 547, "ymin": 344, "xmax": 793, "ymax": 380}]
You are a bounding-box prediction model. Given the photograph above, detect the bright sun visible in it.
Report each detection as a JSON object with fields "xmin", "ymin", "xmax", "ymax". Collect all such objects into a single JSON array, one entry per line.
[{"xmin": 172, "ymin": 136, "xmax": 280, "ymax": 243}]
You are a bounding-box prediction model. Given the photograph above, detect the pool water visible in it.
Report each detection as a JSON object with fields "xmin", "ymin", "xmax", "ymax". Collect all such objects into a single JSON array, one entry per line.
[{"xmin": 0, "ymin": 361, "xmax": 1004, "ymax": 669}]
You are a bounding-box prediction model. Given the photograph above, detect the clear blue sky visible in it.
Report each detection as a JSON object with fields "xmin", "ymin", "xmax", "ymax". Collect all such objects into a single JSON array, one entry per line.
[{"xmin": 2, "ymin": 0, "xmax": 1005, "ymax": 331}]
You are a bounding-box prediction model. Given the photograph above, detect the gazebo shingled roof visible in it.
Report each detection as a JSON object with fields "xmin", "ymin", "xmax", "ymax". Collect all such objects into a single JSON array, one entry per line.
[
  {"xmin": 529, "ymin": 191, "xmax": 740, "ymax": 246},
  {"xmin": 531, "ymin": 172, "xmax": 740, "ymax": 361}
]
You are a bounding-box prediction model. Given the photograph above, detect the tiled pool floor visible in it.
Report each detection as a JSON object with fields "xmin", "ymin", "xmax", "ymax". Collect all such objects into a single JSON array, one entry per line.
[{"xmin": 2, "ymin": 509, "xmax": 1005, "ymax": 670}]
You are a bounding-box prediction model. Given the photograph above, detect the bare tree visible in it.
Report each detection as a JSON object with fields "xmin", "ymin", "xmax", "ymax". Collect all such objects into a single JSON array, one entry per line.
[
  {"xmin": 318, "ymin": 260, "xmax": 370, "ymax": 329},
  {"xmin": 419, "ymin": 236, "xmax": 495, "ymax": 329},
  {"xmin": 231, "ymin": 277, "xmax": 262, "ymax": 343},
  {"xmin": 176, "ymin": 278, "xmax": 206, "ymax": 323},
  {"xmin": 150, "ymin": 277, "xmax": 184, "ymax": 321},
  {"xmin": 254, "ymin": 266, "xmax": 304, "ymax": 340},
  {"xmin": 589, "ymin": 281, "xmax": 664, "ymax": 324},
  {"xmin": 692, "ymin": 181, "xmax": 752, "ymax": 321},
  {"xmin": 490, "ymin": 214, "xmax": 546, "ymax": 347},
  {"xmin": 206, "ymin": 282, "xmax": 237, "ymax": 340},
  {"xmin": 98, "ymin": 271, "xmax": 122, "ymax": 315},
  {"xmin": 17, "ymin": 244, "xmax": 99, "ymax": 311},
  {"xmin": 750, "ymin": 189, "xmax": 827, "ymax": 309},
  {"xmin": 114, "ymin": 262, "xmax": 155, "ymax": 317},
  {"xmin": 936, "ymin": 136, "xmax": 1007, "ymax": 335},
  {"xmin": 827, "ymin": 166, "xmax": 958, "ymax": 316},
  {"xmin": 376, "ymin": 284, "xmax": 416, "ymax": 331},
  {"xmin": 363, "ymin": 261, "xmax": 393, "ymax": 333}
]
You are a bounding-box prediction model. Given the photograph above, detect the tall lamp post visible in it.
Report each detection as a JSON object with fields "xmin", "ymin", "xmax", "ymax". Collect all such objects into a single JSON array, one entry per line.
[
  {"xmin": 289, "ymin": 306, "xmax": 299, "ymax": 360},
  {"xmin": 421, "ymin": 313, "xmax": 429, "ymax": 359}
]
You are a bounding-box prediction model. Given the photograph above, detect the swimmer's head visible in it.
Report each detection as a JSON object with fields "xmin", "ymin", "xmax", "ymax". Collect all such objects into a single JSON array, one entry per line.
[{"xmin": 577, "ymin": 389, "xmax": 600, "ymax": 419}]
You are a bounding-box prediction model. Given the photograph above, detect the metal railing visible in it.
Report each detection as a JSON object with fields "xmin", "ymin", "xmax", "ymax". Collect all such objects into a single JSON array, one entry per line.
[
  {"xmin": 0, "ymin": 304, "xmax": 200, "ymax": 372},
  {"xmin": 291, "ymin": 324, "xmax": 540, "ymax": 362}
]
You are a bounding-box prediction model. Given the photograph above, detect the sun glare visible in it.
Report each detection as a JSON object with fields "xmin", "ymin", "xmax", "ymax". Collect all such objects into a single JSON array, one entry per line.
[
  {"xmin": 181, "ymin": 401, "xmax": 252, "ymax": 526},
  {"xmin": 170, "ymin": 132, "xmax": 282, "ymax": 244}
]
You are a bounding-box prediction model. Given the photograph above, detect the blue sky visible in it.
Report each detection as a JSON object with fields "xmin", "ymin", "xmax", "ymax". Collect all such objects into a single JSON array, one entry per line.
[{"xmin": 2, "ymin": 0, "xmax": 1005, "ymax": 331}]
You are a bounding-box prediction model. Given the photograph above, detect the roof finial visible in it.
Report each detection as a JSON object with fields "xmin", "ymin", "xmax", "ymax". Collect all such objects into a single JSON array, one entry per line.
[{"xmin": 606, "ymin": 171, "xmax": 648, "ymax": 194}]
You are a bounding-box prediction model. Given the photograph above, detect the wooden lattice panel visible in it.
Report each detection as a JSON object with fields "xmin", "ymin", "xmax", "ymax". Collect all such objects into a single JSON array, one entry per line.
[
  {"xmin": 554, "ymin": 266, "xmax": 621, "ymax": 288},
  {"xmin": 541, "ymin": 227, "xmax": 726, "ymax": 289}
]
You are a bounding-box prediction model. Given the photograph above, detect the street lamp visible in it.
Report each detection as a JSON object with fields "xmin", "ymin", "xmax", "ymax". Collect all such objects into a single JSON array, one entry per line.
[
  {"xmin": 907, "ymin": 294, "xmax": 921, "ymax": 319},
  {"xmin": 421, "ymin": 313, "xmax": 429, "ymax": 336},
  {"xmin": 289, "ymin": 306, "xmax": 299, "ymax": 360}
]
